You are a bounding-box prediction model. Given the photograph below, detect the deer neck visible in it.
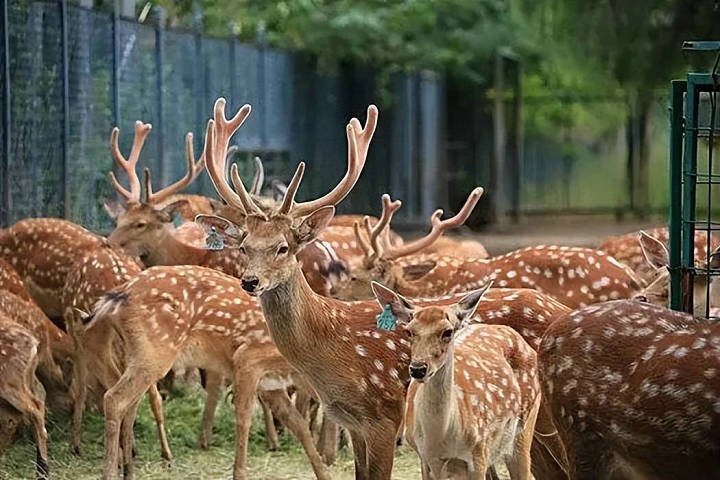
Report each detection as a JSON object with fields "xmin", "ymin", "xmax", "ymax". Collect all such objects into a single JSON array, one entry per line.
[
  {"xmin": 415, "ymin": 348, "xmax": 458, "ymax": 439},
  {"xmin": 258, "ymin": 266, "xmax": 337, "ymax": 359}
]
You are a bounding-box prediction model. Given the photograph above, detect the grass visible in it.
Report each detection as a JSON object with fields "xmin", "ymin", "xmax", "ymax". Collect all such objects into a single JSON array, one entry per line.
[{"xmin": 0, "ymin": 383, "xmax": 421, "ymax": 479}]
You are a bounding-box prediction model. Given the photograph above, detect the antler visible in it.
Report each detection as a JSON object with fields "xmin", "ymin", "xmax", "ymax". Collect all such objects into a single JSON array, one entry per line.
[
  {"xmin": 250, "ymin": 157, "xmax": 265, "ymax": 196},
  {"xmin": 277, "ymin": 105, "xmax": 379, "ymax": 216},
  {"xmin": 109, "ymin": 121, "xmax": 152, "ymax": 203},
  {"xmin": 143, "ymin": 131, "xmax": 205, "ymax": 204},
  {"xmin": 203, "ymin": 98, "xmax": 260, "ymax": 216},
  {"xmin": 383, "ymin": 187, "xmax": 484, "ymax": 260},
  {"xmin": 354, "ymin": 194, "xmax": 402, "ymax": 267}
]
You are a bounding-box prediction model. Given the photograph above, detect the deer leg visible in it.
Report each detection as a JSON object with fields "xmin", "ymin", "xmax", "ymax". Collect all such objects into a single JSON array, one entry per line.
[
  {"xmin": 120, "ymin": 399, "xmax": 142, "ymax": 480},
  {"xmin": 507, "ymin": 395, "xmax": 540, "ymax": 480},
  {"xmin": 293, "ymin": 386, "xmax": 313, "ymax": 421},
  {"xmin": 70, "ymin": 351, "xmax": 88, "ymax": 455},
  {"xmin": 257, "ymin": 394, "xmax": 280, "ymax": 451},
  {"xmin": 258, "ymin": 389, "xmax": 331, "ymax": 480},
  {"xmin": 365, "ymin": 422, "xmax": 399, "ymax": 480},
  {"xmin": 231, "ymin": 370, "xmax": 261, "ymax": 480},
  {"xmin": 469, "ymin": 443, "xmax": 490, "ymax": 480},
  {"xmin": 316, "ymin": 413, "xmax": 339, "ymax": 465},
  {"xmin": 147, "ymin": 384, "xmax": 172, "ymax": 461},
  {"xmin": 197, "ymin": 370, "xmax": 223, "ymax": 449},
  {"xmin": 348, "ymin": 429, "xmax": 369, "ymax": 480},
  {"xmin": 103, "ymin": 371, "xmax": 153, "ymax": 480}
]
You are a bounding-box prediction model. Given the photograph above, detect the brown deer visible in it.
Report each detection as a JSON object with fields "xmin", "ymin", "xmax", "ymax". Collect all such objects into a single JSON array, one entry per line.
[
  {"xmin": 539, "ymin": 300, "xmax": 720, "ymax": 479},
  {"xmin": 372, "ymin": 281, "xmax": 540, "ymax": 479},
  {"xmin": 334, "ymin": 193, "xmax": 642, "ymax": 309},
  {"xmin": 0, "ymin": 218, "xmax": 105, "ymax": 320},
  {"xmin": 201, "ymin": 98, "xmax": 571, "ymax": 479},
  {"xmin": 0, "ymin": 257, "xmax": 30, "ymax": 300},
  {"xmin": 0, "ymin": 316, "xmax": 49, "ymax": 479},
  {"xmin": 59, "ymin": 245, "xmax": 174, "ymax": 460},
  {"xmin": 599, "ymin": 226, "xmax": 720, "ymax": 280},
  {"xmin": 91, "ymin": 265, "xmax": 331, "ymax": 480}
]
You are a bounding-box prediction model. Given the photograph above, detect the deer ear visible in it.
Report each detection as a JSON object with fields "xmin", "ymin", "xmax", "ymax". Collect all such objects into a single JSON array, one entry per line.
[
  {"xmin": 159, "ymin": 199, "xmax": 192, "ymax": 224},
  {"xmin": 294, "ymin": 206, "xmax": 336, "ymax": 246},
  {"xmin": 208, "ymin": 198, "xmax": 225, "ymax": 212},
  {"xmin": 401, "ymin": 260, "xmax": 437, "ymax": 281},
  {"xmin": 370, "ymin": 281, "xmax": 413, "ymax": 325},
  {"xmin": 103, "ymin": 200, "xmax": 126, "ymax": 220},
  {"xmin": 639, "ymin": 231, "xmax": 669, "ymax": 269},
  {"xmin": 451, "ymin": 281, "xmax": 492, "ymax": 328},
  {"xmin": 194, "ymin": 214, "xmax": 246, "ymax": 250}
]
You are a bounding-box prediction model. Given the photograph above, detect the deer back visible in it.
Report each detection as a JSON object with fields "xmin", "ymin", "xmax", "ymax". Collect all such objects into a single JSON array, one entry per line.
[{"xmin": 0, "ymin": 257, "xmax": 29, "ymax": 300}]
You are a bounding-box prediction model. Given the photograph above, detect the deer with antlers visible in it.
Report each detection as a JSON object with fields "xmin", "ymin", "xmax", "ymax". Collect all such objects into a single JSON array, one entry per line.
[
  {"xmin": 0, "ymin": 316, "xmax": 50, "ymax": 479},
  {"xmin": 333, "ymin": 193, "xmax": 642, "ymax": 309},
  {"xmin": 539, "ymin": 299, "xmax": 720, "ymax": 479},
  {"xmin": 198, "ymin": 97, "xmax": 574, "ymax": 479},
  {"xmin": 599, "ymin": 226, "xmax": 720, "ymax": 280},
  {"xmin": 0, "ymin": 218, "xmax": 105, "ymax": 321}
]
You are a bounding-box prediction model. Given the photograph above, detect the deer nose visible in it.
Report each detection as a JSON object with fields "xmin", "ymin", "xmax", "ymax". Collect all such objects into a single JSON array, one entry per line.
[
  {"xmin": 241, "ymin": 276, "xmax": 260, "ymax": 293},
  {"xmin": 409, "ymin": 362, "xmax": 428, "ymax": 379}
]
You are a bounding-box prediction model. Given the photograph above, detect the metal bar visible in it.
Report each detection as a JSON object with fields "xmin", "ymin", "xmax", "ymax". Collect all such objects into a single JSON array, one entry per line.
[
  {"xmin": 682, "ymin": 41, "xmax": 720, "ymax": 52},
  {"xmin": 155, "ymin": 25, "xmax": 165, "ymax": 185},
  {"xmin": 681, "ymin": 78, "xmax": 700, "ymax": 314},
  {"xmin": 59, "ymin": 0, "xmax": 70, "ymax": 218},
  {"xmin": 668, "ymin": 79, "xmax": 686, "ymax": 311},
  {"xmin": 112, "ymin": 0, "xmax": 120, "ymax": 128},
  {"xmin": 1, "ymin": 0, "xmax": 11, "ymax": 226}
]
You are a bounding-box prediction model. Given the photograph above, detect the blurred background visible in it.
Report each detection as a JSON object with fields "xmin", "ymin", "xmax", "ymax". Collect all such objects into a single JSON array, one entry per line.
[{"xmin": 1, "ymin": 0, "xmax": 719, "ymax": 232}]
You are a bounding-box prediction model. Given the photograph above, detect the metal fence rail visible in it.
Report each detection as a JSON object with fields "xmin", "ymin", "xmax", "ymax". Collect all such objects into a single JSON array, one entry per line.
[{"xmin": 1, "ymin": 0, "xmax": 444, "ymax": 231}]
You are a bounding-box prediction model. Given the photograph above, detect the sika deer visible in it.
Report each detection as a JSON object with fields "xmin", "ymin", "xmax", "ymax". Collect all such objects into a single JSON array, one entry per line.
[
  {"xmin": 0, "ymin": 218, "xmax": 105, "ymax": 320},
  {"xmin": 371, "ymin": 282, "xmax": 540, "ymax": 479},
  {"xmin": 539, "ymin": 300, "xmax": 720, "ymax": 479},
  {"xmin": 334, "ymin": 194, "xmax": 641, "ymax": 308},
  {"xmin": 0, "ymin": 316, "xmax": 49, "ymax": 479},
  {"xmin": 0, "ymin": 257, "xmax": 30, "ymax": 300}
]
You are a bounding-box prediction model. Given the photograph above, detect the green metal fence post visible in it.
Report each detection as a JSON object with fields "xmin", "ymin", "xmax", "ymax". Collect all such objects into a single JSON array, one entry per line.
[
  {"xmin": 1, "ymin": 0, "xmax": 11, "ymax": 226},
  {"xmin": 59, "ymin": 0, "xmax": 70, "ymax": 219},
  {"xmin": 668, "ymin": 80, "xmax": 686, "ymax": 311},
  {"xmin": 681, "ymin": 77, "xmax": 699, "ymax": 313}
]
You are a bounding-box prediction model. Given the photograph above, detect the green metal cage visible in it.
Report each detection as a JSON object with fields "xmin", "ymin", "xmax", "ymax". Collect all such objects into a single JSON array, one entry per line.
[{"xmin": 668, "ymin": 41, "xmax": 720, "ymax": 318}]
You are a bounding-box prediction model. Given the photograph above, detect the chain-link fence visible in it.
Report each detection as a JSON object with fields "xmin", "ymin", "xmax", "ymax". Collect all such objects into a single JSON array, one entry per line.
[{"xmin": 1, "ymin": 0, "xmax": 445, "ymax": 232}]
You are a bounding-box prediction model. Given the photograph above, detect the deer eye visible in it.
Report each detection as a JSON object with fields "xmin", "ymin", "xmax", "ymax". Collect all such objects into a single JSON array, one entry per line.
[
  {"xmin": 277, "ymin": 245, "xmax": 289, "ymax": 255},
  {"xmin": 134, "ymin": 221, "xmax": 147, "ymax": 230},
  {"xmin": 441, "ymin": 329, "xmax": 454, "ymax": 342}
]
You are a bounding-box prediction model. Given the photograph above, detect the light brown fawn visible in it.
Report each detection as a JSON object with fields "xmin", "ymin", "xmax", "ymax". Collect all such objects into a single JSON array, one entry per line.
[
  {"xmin": 0, "ymin": 257, "xmax": 30, "ymax": 300},
  {"xmin": 201, "ymin": 98, "xmax": 568, "ymax": 479},
  {"xmin": 0, "ymin": 218, "xmax": 105, "ymax": 320},
  {"xmin": 599, "ymin": 226, "xmax": 720, "ymax": 280},
  {"xmin": 0, "ymin": 316, "xmax": 49, "ymax": 479},
  {"xmin": 539, "ymin": 300, "xmax": 720, "ymax": 479},
  {"xmin": 372, "ymin": 281, "xmax": 540, "ymax": 479},
  {"xmin": 334, "ymin": 193, "xmax": 642, "ymax": 309}
]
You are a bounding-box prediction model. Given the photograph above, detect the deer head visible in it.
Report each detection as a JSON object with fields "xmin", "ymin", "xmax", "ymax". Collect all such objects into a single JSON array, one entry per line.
[
  {"xmin": 634, "ymin": 230, "xmax": 720, "ymax": 317},
  {"xmin": 199, "ymin": 98, "xmax": 378, "ymax": 296},
  {"xmin": 332, "ymin": 188, "xmax": 483, "ymax": 300},
  {"xmin": 370, "ymin": 281, "xmax": 490, "ymax": 382},
  {"xmin": 105, "ymin": 120, "xmax": 264, "ymax": 266}
]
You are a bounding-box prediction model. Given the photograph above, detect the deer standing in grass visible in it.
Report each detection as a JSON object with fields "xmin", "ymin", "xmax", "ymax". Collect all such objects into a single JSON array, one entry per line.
[
  {"xmin": 201, "ymin": 98, "xmax": 565, "ymax": 479},
  {"xmin": 333, "ymin": 194, "xmax": 642, "ymax": 309},
  {"xmin": 0, "ymin": 316, "xmax": 50, "ymax": 479},
  {"xmin": 372, "ymin": 281, "xmax": 540, "ymax": 479},
  {"xmin": 539, "ymin": 299, "xmax": 720, "ymax": 479}
]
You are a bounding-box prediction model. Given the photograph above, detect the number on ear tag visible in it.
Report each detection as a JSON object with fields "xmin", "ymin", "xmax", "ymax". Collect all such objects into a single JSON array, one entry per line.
[
  {"xmin": 376, "ymin": 304, "xmax": 397, "ymax": 331},
  {"xmin": 205, "ymin": 227, "xmax": 225, "ymax": 251}
]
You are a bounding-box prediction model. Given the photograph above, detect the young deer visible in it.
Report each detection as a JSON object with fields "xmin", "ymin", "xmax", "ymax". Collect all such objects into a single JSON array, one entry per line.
[
  {"xmin": 201, "ymin": 98, "xmax": 561, "ymax": 479},
  {"xmin": 539, "ymin": 300, "xmax": 720, "ymax": 479},
  {"xmin": 371, "ymin": 282, "xmax": 540, "ymax": 479},
  {"xmin": 0, "ymin": 316, "xmax": 49, "ymax": 479},
  {"xmin": 59, "ymin": 245, "xmax": 174, "ymax": 460},
  {"xmin": 0, "ymin": 218, "xmax": 105, "ymax": 320},
  {"xmin": 600, "ymin": 226, "xmax": 720, "ymax": 280},
  {"xmin": 334, "ymin": 194, "xmax": 642, "ymax": 309},
  {"xmin": 0, "ymin": 257, "xmax": 30, "ymax": 300}
]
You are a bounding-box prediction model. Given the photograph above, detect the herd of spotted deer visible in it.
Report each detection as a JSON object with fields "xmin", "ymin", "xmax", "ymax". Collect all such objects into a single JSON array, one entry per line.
[{"xmin": 0, "ymin": 99, "xmax": 718, "ymax": 480}]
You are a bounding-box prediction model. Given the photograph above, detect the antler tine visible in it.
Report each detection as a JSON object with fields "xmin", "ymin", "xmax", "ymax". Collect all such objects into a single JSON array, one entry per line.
[
  {"xmin": 108, "ymin": 120, "xmax": 152, "ymax": 203},
  {"xmin": 204, "ymin": 98, "xmax": 257, "ymax": 215},
  {"xmin": 250, "ymin": 156, "xmax": 265, "ymax": 196},
  {"xmin": 146, "ymin": 131, "xmax": 206, "ymax": 205},
  {"xmin": 354, "ymin": 219, "xmax": 373, "ymax": 259},
  {"xmin": 291, "ymin": 105, "xmax": 378, "ymax": 217},
  {"xmin": 366, "ymin": 194, "xmax": 402, "ymax": 263},
  {"xmin": 278, "ymin": 162, "xmax": 306, "ymax": 214},
  {"xmin": 384, "ymin": 187, "xmax": 484, "ymax": 260}
]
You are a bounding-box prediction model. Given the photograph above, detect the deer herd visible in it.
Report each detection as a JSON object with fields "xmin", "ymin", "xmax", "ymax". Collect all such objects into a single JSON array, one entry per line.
[{"xmin": 0, "ymin": 98, "xmax": 718, "ymax": 480}]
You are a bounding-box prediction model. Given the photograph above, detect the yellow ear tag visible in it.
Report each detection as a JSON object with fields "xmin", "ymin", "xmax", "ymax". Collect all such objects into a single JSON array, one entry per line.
[{"xmin": 376, "ymin": 304, "xmax": 397, "ymax": 331}]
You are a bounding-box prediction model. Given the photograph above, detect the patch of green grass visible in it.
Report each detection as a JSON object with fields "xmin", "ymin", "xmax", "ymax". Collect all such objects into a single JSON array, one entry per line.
[{"xmin": 0, "ymin": 383, "xmax": 420, "ymax": 479}]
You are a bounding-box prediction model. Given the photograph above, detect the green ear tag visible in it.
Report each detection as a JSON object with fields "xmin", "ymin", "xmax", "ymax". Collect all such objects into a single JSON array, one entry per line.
[
  {"xmin": 205, "ymin": 227, "xmax": 225, "ymax": 251},
  {"xmin": 376, "ymin": 304, "xmax": 397, "ymax": 331}
]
